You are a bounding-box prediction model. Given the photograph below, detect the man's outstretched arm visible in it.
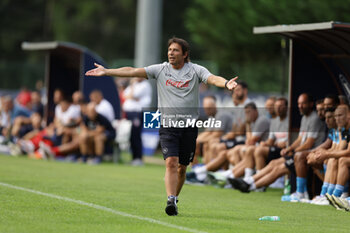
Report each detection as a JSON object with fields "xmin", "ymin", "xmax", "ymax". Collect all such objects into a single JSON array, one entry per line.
[
  {"xmin": 85, "ymin": 63, "xmax": 147, "ymax": 78},
  {"xmin": 207, "ymin": 75, "xmax": 238, "ymax": 91}
]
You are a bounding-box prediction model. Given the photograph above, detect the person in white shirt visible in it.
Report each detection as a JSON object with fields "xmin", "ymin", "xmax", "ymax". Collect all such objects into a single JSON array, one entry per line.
[
  {"xmin": 54, "ymin": 96, "xmax": 81, "ymax": 144},
  {"xmin": 123, "ymin": 78, "xmax": 152, "ymax": 166},
  {"xmin": 89, "ymin": 90, "xmax": 115, "ymax": 122}
]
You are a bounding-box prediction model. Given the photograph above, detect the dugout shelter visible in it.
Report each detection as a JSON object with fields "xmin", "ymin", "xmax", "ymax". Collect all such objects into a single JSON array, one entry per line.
[
  {"xmin": 254, "ymin": 21, "xmax": 350, "ymax": 195},
  {"xmin": 21, "ymin": 41, "xmax": 121, "ymax": 123},
  {"xmin": 254, "ymin": 21, "xmax": 350, "ymax": 134}
]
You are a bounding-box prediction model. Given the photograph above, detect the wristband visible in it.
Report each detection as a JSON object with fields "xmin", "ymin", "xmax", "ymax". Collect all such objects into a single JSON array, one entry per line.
[{"xmin": 225, "ymin": 80, "xmax": 229, "ymax": 89}]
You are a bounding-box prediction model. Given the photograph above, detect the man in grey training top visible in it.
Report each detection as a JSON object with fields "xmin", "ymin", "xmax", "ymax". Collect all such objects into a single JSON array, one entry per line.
[{"xmin": 85, "ymin": 37, "xmax": 238, "ymax": 216}]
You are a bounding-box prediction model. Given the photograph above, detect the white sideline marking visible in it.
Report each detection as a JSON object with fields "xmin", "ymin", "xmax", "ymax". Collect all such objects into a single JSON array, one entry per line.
[{"xmin": 0, "ymin": 182, "xmax": 207, "ymax": 233}]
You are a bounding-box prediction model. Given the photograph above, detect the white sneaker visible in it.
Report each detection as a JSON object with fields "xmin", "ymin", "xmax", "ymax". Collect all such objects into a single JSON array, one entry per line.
[
  {"xmin": 39, "ymin": 142, "xmax": 55, "ymax": 160},
  {"xmin": 8, "ymin": 142, "xmax": 21, "ymax": 156},
  {"xmin": 341, "ymin": 192, "xmax": 349, "ymax": 198},
  {"xmin": 311, "ymin": 195, "xmax": 329, "ymax": 205},
  {"xmin": 18, "ymin": 140, "xmax": 35, "ymax": 154},
  {"xmin": 131, "ymin": 159, "xmax": 144, "ymax": 166},
  {"xmin": 207, "ymin": 172, "xmax": 227, "ymax": 188},
  {"xmin": 290, "ymin": 192, "xmax": 309, "ymax": 203}
]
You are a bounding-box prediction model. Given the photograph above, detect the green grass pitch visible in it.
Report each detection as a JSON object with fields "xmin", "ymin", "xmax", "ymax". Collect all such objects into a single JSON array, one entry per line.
[{"xmin": 0, "ymin": 155, "xmax": 349, "ymax": 233}]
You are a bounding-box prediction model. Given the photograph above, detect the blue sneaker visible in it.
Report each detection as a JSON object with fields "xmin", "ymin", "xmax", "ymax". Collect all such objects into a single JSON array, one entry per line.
[{"xmin": 282, "ymin": 192, "xmax": 309, "ymax": 203}]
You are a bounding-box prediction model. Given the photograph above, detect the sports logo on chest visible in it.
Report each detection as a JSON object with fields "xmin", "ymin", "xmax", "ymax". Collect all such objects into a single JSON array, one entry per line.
[{"xmin": 165, "ymin": 79, "xmax": 191, "ymax": 88}]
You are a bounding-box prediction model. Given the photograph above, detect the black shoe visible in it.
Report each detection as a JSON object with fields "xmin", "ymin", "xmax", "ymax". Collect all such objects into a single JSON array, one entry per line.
[
  {"xmin": 185, "ymin": 171, "xmax": 204, "ymax": 184},
  {"xmin": 228, "ymin": 178, "xmax": 250, "ymax": 193},
  {"xmin": 165, "ymin": 197, "xmax": 178, "ymax": 216},
  {"xmin": 186, "ymin": 171, "xmax": 196, "ymax": 180}
]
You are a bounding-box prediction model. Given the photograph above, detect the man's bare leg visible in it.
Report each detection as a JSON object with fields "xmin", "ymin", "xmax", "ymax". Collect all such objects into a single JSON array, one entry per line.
[
  {"xmin": 255, "ymin": 163, "xmax": 289, "ymax": 188},
  {"xmin": 227, "ymin": 145, "xmax": 244, "ymax": 165},
  {"xmin": 176, "ymin": 164, "xmax": 187, "ymax": 196},
  {"xmin": 165, "ymin": 156, "xmax": 179, "ymax": 197},
  {"xmin": 231, "ymin": 146, "xmax": 251, "ymax": 178},
  {"xmin": 94, "ymin": 134, "xmax": 106, "ymax": 157},
  {"xmin": 294, "ymin": 151, "xmax": 309, "ymax": 178},
  {"xmin": 336, "ymin": 157, "xmax": 350, "ymax": 186},
  {"xmin": 319, "ymin": 158, "xmax": 339, "ymax": 197},
  {"xmin": 206, "ymin": 150, "xmax": 229, "ymax": 171},
  {"xmin": 79, "ymin": 130, "xmax": 92, "ymax": 157},
  {"xmin": 202, "ymin": 142, "xmax": 210, "ymax": 164},
  {"xmin": 232, "ymin": 158, "xmax": 288, "ymax": 192},
  {"xmin": 189, "ymin": 150, "xmax": 229, "ymax": 181},
  {"xmin": 253, "ymin": 146, "xmax": 269, "ymax": 170},
  {"xmin": 165, "ymin": 156, "xmax": 179, "ymax": 216},
  {"xmin": 253, "ymin": 158, "xmax": 285, "ymax": 182},
  {"xmin": 207, "ymin": 138, "xmax": 221, "ymax": 161},
  {"xmin": 327, "ymin": 158, "xmax": 338, "ymax": 185},
  {"xmin": 57, "ymin": 139, "xmax": 80, "ymax": 154}
]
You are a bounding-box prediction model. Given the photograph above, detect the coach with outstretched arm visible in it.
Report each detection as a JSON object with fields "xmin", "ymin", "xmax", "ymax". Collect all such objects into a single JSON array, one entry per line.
[{"xmin": 85, "ymin": 37, "xmax": 238, "ymax": 216}]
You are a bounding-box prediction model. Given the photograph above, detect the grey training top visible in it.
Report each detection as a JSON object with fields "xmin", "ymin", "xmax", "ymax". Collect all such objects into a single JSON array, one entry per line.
[
  {"xmin": 206, "ymin": 111, "xmax": 233, "ymax": 133},
  {"xmin": 268, "ymin": 116, "xmax": 289, "ymax": 144},
  {"xmin": 251, "ymin": 115, "xmax": 270, "ymax": 142},
  {"xmin": 299, "ymin": 111, "xmax": 325, "ymax": 148},
  {"xmin": 145, "ymin": 62, "xmax": 212, "ymax": 122}
]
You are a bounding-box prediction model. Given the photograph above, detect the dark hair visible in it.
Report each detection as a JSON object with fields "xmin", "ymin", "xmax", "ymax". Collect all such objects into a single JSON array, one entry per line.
[
  {"xmin": 316, "ymin": 99, "xmax": 324, "ymax": 105},
  {"xmin": 324, "ymin": 107, "xmax": 336, "ymax": 113},
  {"xmin": 79, "ymin": 99, "xmax": 88, "ymax": 105},
  {"xmin": 61, "ymin": 95, "xmax": 72, "ymax": 103},
  {"xmin": 325, "ymin": 94, "xmax": 340, "ymax": 106},
  {"xmin": 168, "ymin": 37, "xmax": 190, "ymax": 63},
  {"xmin": 31, "ymin": 90, "xmax": 41, "ymax": 96},
  {"xmin": 244, "ymin": 102, "xmax": 257, "ymax": 110},
  {"xmin": 237, "ymin": 80, "xmax": 248, "ymax": 89},
  {"xmin": 277, "ymin": 97, "xmax": 288, "ymax": 106}
]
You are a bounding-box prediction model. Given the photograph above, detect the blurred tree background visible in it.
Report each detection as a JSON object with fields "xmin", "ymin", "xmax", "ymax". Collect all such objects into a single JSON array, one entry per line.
[{"xmin": 1, "ymin": 0, "xmax": 350, "ymax": 92}]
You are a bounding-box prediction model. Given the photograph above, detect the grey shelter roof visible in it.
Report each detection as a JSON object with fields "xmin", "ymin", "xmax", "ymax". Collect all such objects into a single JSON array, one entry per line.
[
  {"xmin": 22, "ymin": 41, "xmax": 105, "ymax": 64},
  {"xmin": 253, "ymin": 21, "xmax": 350, "ymax": 81},
  {"xmin": 21, "ymin": 41, "xmax": 121, "ymax": 122},
  {"xmin": 253, "ymin": 21, "xmax": 350, "ymax": 55}
]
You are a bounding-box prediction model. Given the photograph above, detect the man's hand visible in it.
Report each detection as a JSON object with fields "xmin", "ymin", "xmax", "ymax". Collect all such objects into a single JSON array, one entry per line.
[
  {"xmin": 280, "ymin": 148, "xmax": 291, "ymax": 156},
  {"xmin": 276, "ymin": 141, "xmax": 286, "ymax": 148},
  {"xmin": 85, "ymin": 63, "xmax": 107, "ymax": 76},
  {"xmin": 260, "ymin": 141, "xmax": 268, "ymax": 147},
  {"xmin": 226, "ymin": 77, "xmax": 238, "ymax": 90},
  {"xmin": 307, "ymin": 152, "xmax": 317, "ymax": 165},
  {"xmin": 315, "ymin": 150, "xmax": 328, "ymax": 163}
]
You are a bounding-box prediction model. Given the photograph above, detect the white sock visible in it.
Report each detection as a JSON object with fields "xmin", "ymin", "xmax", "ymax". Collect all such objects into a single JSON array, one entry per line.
[
  {"xmin": 196, "ymin": 172, "xmax": 207, "ymax": 181},
  {"xmin": 249, "ymin": 182, "xmax": 256, "ymax": 191},
  {"xmin": 244, "ymin": 168, "xmax": 254, "ymax": 179},
  {"xmin": 243, "ymin": 176, "xmax": 254, "ymax": 185},
  {"xmin": 228, "ymin": 172, "xmax": 235, "ymax": 179},
  {"xmin": 194, "ymin": 166, "xmax": 207, "ymax": 174},
  {"xmin": 221, "ymin": 169, "xmax": 234, "ymax": 178}
]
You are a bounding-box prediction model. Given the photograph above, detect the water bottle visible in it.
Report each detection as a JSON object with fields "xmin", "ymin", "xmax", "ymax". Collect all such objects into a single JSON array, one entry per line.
[
  {"xmin": 259, "ymin": 216, "xmax": 280, "ymax": 221},
  {"xmin": 283, "ymin": 177, "xmax": 291, "ymax": 195}
]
